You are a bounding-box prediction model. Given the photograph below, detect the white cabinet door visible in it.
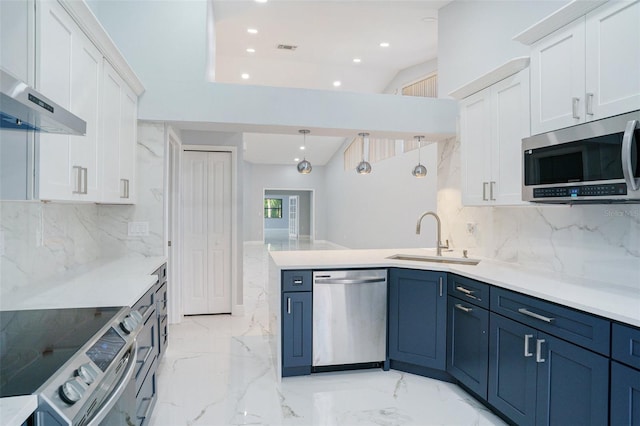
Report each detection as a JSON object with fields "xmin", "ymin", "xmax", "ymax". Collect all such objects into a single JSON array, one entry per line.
[
  {"xmin": 492, "ymin": 70, "xmax": 530, "ymax": 205},
  {"xmin": 100, "ymin": 60, "xmax": 137, "ymax": 204},
  {"xmin": 1, "ymin": 0, "xmax": 34, "ymax": 84},
  {"xmin": 460, "ymin": 87, "xmax": 492, "ymax": 206},
  {"xmin": 37, "ymin": 0, "xmax": 101, "ymax": 201},
  {"xmin": 530, "ymin": 18, "xmax": 585, "ymax": 135},
  {"xmin": 585, "ymin": 0, "xmax": 640, "ymax": 121}
]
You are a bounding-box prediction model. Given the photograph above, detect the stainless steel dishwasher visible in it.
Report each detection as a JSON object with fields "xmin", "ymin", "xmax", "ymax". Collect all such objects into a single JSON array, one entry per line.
[{"xmin": 312, "ymin": 269, "xmax": 387, "ymax": 368}]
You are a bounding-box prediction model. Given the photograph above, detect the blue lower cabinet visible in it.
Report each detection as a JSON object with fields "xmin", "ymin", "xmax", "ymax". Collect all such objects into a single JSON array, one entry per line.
[
  {"xmin": 447, "ymin": 296, "xmax": 489, "ymax": 399},
  {"xmin": 488, "ymin": 313, "xmax": 538, "ymax": 426},
  {"xmin": 282, "ymin": 291, "xmax": 312, "ymax": 376},
  {"xmin": 535, "ymin": 332, "xmax": 609, "ymax": 426},
  {"xmin": 489, "ymin": 313, "xmax": 609, "ymax": 426},
  {"xmin": 611, "ymin": 361, "xmax": 640, "ymax": 426},
  {"xmin": 388, "ymin": 269, "xmax": 447, "ymax": 371}
]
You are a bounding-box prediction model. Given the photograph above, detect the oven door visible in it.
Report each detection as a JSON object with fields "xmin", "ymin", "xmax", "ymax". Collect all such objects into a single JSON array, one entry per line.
[{"xmin": 86, "ymin": 343, "xmax": 138, "ymax": 426}]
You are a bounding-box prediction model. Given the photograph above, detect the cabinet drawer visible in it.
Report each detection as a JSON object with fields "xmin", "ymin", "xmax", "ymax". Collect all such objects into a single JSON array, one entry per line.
[
  {"xmin": 448, "ymin": 274, "xmax": 490, "ymax": 309},
  {"xmin": 282, "ymin": 270, "xmax": 312, "ymax": 292},
  {"xmin": 490, "ymin": 287, "xmax": 610, "ymax": 355},
  {"xmin": 612, "ymin": 323, "xmax": 640, "ymax": 369},
  {"xmin": 133, "ymin": 286, "xmax": 155, "ymax": 319},
  {"xmin": 135, "ymin": 313, "xmax": 157, "ymax": 394},
  {"xmin": 136, "ymin": 356, "xmax": 157, "ymax": 426},
  {"xmin": 155, "ymin": 282, "xmax": 167, "ymax": 317}
]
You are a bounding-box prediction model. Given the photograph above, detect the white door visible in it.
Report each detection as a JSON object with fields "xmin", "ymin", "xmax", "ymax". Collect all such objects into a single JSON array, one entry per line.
[
  {"xmin": 530, "ymin": 18, "xmax": 586, "ymax": 135},
  {"xmin": 288, "ymin": 195, "xmax": 299, "ymax": 238},
  {"xmin": 585, "ymin": 0, "xmax": 640, "ymax": 121},
  {"xmin": 182, "ymin": 151, "xmax": 232, "ymax": 315}
]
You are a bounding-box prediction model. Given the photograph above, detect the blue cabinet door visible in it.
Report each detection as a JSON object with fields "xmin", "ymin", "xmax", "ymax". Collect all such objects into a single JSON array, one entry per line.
[
  {"xmin": 447, "ymin": 296, "xmax": 489, "ymax": 399},
  {"xmin": 388, "ymin": 269, "xmax": 447, "ymax": 370},
  {"xmin": 488, "ymin": 313, "xmax": 537, "ymax": 426},
  {"xmin": 535, "ymin": 332, "xmax": 609, "ymax": 426},
  {"xmin": 282, "ymin": 292, "xmax": 312, "ymax": 376},
  {"xmin": 611, "ymin": 361, "xmax": 640, "ymax": 426}
]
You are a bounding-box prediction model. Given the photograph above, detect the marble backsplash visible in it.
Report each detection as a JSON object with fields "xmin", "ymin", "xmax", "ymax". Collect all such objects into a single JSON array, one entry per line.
[
  {"xmin": 0, "ymin": 122, "xmax": 166, "ymax": 295},
  {"xmin": 437, "ymin": 138, "xmax": 640, "ymax": 286}
]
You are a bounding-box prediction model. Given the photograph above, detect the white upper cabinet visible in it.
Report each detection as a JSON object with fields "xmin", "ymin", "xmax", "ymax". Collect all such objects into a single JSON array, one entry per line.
[
  {"xmin": 461, "ymin": 69, "xmax": 530, "ymax": 206},
  {"xmin": 37, "ymin": 0, "xmax": 101, "ymax": 202},
  {"xmin": 531, "ymin": 0, "xmax": 640, "ymax": 135},
  {"xmin": 33, "ymin": 0, "xmax": 142, "ymax": 203},
  {"xmin": 1, "ymin": 0, "xmax": 34, "ymax": 84},
  {"xmin": 101, "ymin": 60, "xmax": 137, "ymax": 204},
  {"xmin": 585, "ymin": 0, "xmax": 640, "ymax": 120}
]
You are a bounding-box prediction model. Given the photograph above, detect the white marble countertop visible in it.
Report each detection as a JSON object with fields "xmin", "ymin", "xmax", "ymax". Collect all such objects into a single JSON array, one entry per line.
[
  {"xmin": 0, "ymin": 396, "xmax": 37, "ymax": 426},
  {"xmin": 270, "ymin": 248, "xmax": 640, "ymax": 327},
  {"xmin": 0, "ymin": 253, "xmax": 167, "ymax": 311}
]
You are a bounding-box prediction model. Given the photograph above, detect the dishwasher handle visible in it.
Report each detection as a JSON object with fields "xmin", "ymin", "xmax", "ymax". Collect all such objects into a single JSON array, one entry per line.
[{"xmin": 314, "ymin": 277, "xmax": 386, "ymax": 285}]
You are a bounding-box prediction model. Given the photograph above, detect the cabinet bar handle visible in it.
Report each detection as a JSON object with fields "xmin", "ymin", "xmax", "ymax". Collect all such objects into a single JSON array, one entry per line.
[
  {"xmin": 82, "ymin": 168, "xmax": 88, "ymax": 194},
  {"xmin": 72, "ymin": 166, "xmax": 83, "ymax": 194},
  {"xmin": 518, "ymin": 308, "xmax": 554, "ymax": 323},
  {"xmin": 455, "ymin": 303, "xmax": 473, "ymax": 313},
  {"xmin": 524, "ymin": 334, "xmax": 534, "ymax": 357},
  {"xmin": 586, "ymin": 93, "xmax": 594, "ymax": 116},
  {"xmin": 572, "ymin": 97, "xmax": 580, "ymax": 119},
  {"xmin": 120, "ymin": 178, "xmax": 130, "ymax": 199},
  {"xmin": 456, "ymin": 286, "xmax": 478, "ymax": 300},
  {"xmin": 536, "ymin": 339, "xmax": 546, "ymax": 363},
  {"xmin": 482, "ymin": 182, "xmax": 488, "ymax": 201},
  {"xmin": 490, "ymin": 181, "xmax": 496, "ymax": 201},
  {"xmin": 287, "ymin": 297, "xmax": 291, "ymax": 314},
  {"xmin": 439, "ymin": 277, "xmax": 443, "ymax": 297}
]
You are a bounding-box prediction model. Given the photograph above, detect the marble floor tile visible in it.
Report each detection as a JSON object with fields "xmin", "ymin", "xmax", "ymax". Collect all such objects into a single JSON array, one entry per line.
[{"xmin": 148, "ymin": 242, "xmax": 506, "ymax": 426}]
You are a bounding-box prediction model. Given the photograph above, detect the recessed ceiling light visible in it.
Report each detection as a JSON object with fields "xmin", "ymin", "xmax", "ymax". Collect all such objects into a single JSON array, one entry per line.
[
  {"xmin": 300, "ymin": 146, "xmax": 305, "ymax": 150},
  {"xmin": 422, "ymin": 16, "xmax": 437, "ymax": 23},
  {"xmin": 255, "ymin": 0, "xmax": 268, "ymax": 3},
  {"xmin": 294, "ymin": 158, "xmax": 300, "ymax": 162},
  {"xmin": 247, "ymin": 28, "xmax": 258, "ymax": 34},
  {"xmin": 379, "ymin": 42, "xmax": 390, "ymax": 47},
  {"xmin": 353, "ymin": 58, "xmax": 361, "ymax": 63},
  {"xmin": 333, "ymin": 81, "xmax": 342, "ymax": 87},
  {"xmin": 241, "ymin": 73, "xmax": 250, "ymax": 80},
  {"xmin": 246, "ymin": 48, "xmax": 256, "ymax": 53}
]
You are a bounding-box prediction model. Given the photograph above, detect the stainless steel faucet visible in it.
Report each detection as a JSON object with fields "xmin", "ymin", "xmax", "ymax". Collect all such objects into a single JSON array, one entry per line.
[{"xmin": 416, "ymin": 211, "xmax": 449, "ymax": 256}]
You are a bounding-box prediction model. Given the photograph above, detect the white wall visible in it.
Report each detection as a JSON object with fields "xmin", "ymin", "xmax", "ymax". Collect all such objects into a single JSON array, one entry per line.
[
  {"xmin": 438, "ymin": 0, "xmax": 568, "ymax": 97},
  {"xmin": 244, "ymin": 163, "xmax": 327, "ymax": 242},
  {"xmin": 324, "ymin": 141, "xmax": 439, "ymax": 249}
]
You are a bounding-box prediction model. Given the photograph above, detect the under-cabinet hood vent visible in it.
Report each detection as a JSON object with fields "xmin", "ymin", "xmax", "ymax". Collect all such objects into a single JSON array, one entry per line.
[{"xmin": 0, "ymin": 69, "xmax": 86, "ymax": 135}]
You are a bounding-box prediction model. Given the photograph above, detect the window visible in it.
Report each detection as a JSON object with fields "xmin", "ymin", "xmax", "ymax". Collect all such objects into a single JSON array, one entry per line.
[{"xmin": 264, "ymin": 198, "xmax": 283, "ymax": 219}]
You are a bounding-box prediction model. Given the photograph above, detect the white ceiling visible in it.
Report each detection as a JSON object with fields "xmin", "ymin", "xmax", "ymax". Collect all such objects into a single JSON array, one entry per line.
[{"xmin": 209, "ymin": 0, "xmax": 450, "ymax": 165}]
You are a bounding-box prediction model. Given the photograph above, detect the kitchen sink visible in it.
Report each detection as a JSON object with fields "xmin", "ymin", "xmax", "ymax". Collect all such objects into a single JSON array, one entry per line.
[{"xmin": 387, "ymin": 254, "xmax": 480, "ymax": 266}]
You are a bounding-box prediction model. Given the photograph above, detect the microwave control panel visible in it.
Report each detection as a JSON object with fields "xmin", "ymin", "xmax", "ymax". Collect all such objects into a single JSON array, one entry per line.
[{"xmin": 533, "ymin": 183, "xmax": 627, "ymax": 199}]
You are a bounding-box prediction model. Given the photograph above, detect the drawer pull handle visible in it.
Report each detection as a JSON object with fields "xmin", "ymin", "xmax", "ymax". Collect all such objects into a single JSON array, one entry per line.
[
  {"xmin": 456, "ymin": 286, "xmax": 479, "ymax": 300},
  {"xmin": 572, "ymin": 97, "xmax": 580, "ymax": 119},
  {"xmin": 518, "ymin": 308, "xmax": 554, "ymax": 323},
  {"xmin": 287, "ymin": 297, "xmax": 291, "ymax": 314},
  {"xmin": 536, "ymin": 339, "xmax": 546, "ymax": 363},
  {"xmin": 524, "ymin": 334, "xmax": 534, "ymax": 357},
  {"xmin": 455, "ymin": 304, "xmax": 473, "ymax": 313},
  {"xmin": 293, "ymin": 278, "xmax": 303, "ymax": 285}
]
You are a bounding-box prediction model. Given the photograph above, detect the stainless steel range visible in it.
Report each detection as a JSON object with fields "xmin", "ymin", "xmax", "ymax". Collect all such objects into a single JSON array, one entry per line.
[{"xmin": 0, "ymin": 306, "xmax": 143, "ymax": 425}]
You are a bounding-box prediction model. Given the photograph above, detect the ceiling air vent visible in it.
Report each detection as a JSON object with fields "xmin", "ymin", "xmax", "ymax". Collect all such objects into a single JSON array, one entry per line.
[{"xmin": 277, "ymin": 44, "xmax": 298, "ymax": 51}]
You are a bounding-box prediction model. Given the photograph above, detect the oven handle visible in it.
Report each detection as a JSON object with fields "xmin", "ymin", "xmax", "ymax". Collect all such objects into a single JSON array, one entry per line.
[
  {"xmin": 86, "ymin": 341, "xmax": 138, "ymax": 426},
  {"xmin": 622, "ymin": 119, "xmax": 639, "ymax": 191}
]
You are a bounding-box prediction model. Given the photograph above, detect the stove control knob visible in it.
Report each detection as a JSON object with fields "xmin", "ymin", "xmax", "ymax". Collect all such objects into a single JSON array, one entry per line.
[
  {"xmin": 120, "ymin": 315, "xmax": 136, "ymax": 334},
  {"xmin": 59, "ymin": 379, "xmax": 84, "ymax": 405},
  {"xmin": 76, "ymin": 363, "xmax": 97, "ymax": 385}
]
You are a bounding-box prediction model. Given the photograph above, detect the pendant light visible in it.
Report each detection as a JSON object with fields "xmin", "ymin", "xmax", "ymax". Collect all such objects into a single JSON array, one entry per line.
[
  {"xmin": 412, "ymin": 135, "xmax": 427, "ymax": 178},
  {"xmin": 356, "ymin": 132, "xmax": 372, "ymax": 174},
  {"xmin": 296, "ymin": 129, "xmax": 312, "ymax": 174}
]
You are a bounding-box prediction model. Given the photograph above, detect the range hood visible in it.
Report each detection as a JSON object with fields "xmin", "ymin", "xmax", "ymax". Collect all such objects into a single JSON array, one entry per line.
[{"xmin": 0, "ymin": 69, "xmax": 86, "ymax": 135}]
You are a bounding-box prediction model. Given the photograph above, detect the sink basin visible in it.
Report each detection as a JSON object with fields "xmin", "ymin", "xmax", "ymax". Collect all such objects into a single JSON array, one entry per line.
[{"xmin": 387, "ymin": 254, "xmax": 480, "ymax": 266}]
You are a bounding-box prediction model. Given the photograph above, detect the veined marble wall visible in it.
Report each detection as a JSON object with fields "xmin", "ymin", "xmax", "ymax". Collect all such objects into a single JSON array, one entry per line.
[
  {"xmin": 0, "ymin": 121, "xmax": 166, "ymax": 296},
  {"xmin": 437, "ymin": 138, "xmax": 640, "ymax": 286}
]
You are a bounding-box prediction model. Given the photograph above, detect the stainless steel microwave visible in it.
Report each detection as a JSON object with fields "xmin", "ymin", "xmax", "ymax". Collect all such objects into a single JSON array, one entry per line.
[{"xmin": 522, "ymin": 110, "xmax": 640, "ymax": 204}]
